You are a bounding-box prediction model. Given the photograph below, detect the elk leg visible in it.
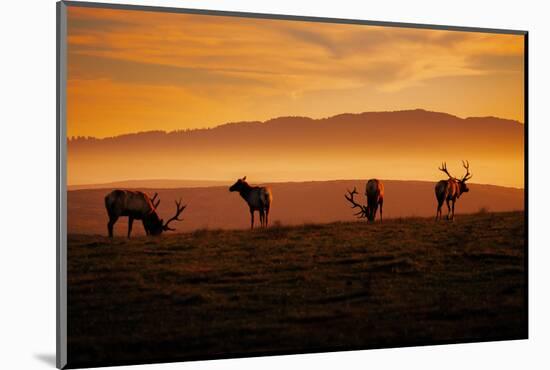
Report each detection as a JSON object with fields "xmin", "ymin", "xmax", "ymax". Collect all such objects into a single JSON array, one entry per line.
[
  {"xmin": 250, "ymin": 209, "xmax": 255, "ymax": 230},
  {"xmin": 128, "ymin": 217, "xmax": 134, "ymax": 238},
  {"xmin": 436, "ymin": 199, "xmax": 443, "ymax": 221},
  {"xmin": 142, "ymin": 220, "xmax": 149, "ymax": 235},
  {"xmin": 265, "ymin": 207, "xmax": 270, "ymax": 227},
  {"xmin": 451, "ymin": 200, "xmax": 456, "ymax": 220},
  {"xmin": 258, "ymin": 210, "xmax": 262, "ymax": 227},
  {"xmin": 446, "ymin": 199, "xmax": 451, "ymax": 220},
  {"xmin": 379, "ymin": 200, "xmax": 383, "ymax": 223},
  {"xmin": 107, "ymin": 216, "xmax": 117, "ymax": 238}
]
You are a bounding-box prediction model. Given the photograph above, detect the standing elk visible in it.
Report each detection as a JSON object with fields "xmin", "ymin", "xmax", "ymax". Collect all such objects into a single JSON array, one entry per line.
[
  {"xmin": 104, "ymin": 190, "xmax": 186, "ymax": 238},
  {"xmin": 344, "ymin": 179, "xmax": 384, "ymax": 222},
  {"xmin": 435, "ymin": 161, "xmax": 472, "ymax": 221},
  {"xmin": 229, "ymin": 176, "xmax": 273, "ymax": 229}
]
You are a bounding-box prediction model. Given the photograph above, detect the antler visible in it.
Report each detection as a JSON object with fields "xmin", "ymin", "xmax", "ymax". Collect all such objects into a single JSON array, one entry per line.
[
  {"xmin": 150, "ymin": 192, "xmax": 160, "ymax": 209},
  {"xmin": 344, "ymin": 187, "xmax": 368, "ymax": 219},
  {"xmin": 438, "ymin": 162, "xmax": 454, "ymax": 179},
  {"xmin": 163, "ymin": 199, "xmax": 186, "ymax": 231},
  {"xmin": 461, "ymin": 160, "xmax": 472, "ymax": 181}
]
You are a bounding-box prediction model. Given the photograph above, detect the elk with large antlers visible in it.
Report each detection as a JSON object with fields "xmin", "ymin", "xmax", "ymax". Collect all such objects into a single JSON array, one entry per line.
[
  {"xmin": 344, "ymin": 179, "xmax": 384, "ymax": 222},
  {"xmin": 104, "ymin": 190, "xmax": 186, "ymax": 238},
  {"xmin": 345, "ymin": 187, "xmax": 369, "ymax": 219},
  {"xmin": 229, "ymin": 176, "xmax": 272, "ymax": 229},
  {"xmin": 435, "ymin": 161, "xmax": 472, "ymax": 221}
]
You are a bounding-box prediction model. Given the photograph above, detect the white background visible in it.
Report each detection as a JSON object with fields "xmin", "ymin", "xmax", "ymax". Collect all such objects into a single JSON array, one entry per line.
[{"xmin": 1, "ymin": 0, "xmax": 548, "ymax": 369}]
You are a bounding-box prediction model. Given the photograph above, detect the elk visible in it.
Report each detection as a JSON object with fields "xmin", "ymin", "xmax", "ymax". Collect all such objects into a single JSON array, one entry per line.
[
  {"xmin": 435, "ymin": 161, "xmax": 472, "ymax": 221},
  {"xmin": 365, "ymin": 179, "xmax": 384, "ymax": 222},
  {"xmin": 344, "ymin": 179, "xmax": 384, "ymax": 222},
  {"xmin": 104, "ymin": 190, "xmax": 186, "ymax": 238},
  {"xmin": 344, "ymin": 187, "xmax": 369, "ymax": 219},
  {"xmin": 229, "ymin": 176, "xmax": 272, "ymax": 229}
]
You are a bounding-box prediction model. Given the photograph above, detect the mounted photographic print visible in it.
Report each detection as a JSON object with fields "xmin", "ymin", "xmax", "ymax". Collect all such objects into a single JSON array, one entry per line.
[{"xmin": 56, "ymin": 1, "xmax": 528, "ymax": 368}]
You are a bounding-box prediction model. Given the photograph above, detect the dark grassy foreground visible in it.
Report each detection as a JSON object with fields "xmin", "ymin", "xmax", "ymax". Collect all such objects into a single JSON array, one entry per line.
[{"xmin": 67, "ymin": 211, "xmax": 526, "ymax": 368}]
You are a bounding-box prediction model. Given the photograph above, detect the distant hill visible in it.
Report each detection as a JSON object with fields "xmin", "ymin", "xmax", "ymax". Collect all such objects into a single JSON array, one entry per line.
[
  {"xmin": 67, "ymin": 179, "xmax": 524, "ymax": 235},
  {"xmin": 67, "ymin": 109, "xmax": 524, "ymax": 188}
]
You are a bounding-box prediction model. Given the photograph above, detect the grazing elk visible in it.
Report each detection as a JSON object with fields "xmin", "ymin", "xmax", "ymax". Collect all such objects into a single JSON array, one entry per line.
[
  {"xmin": 435, "ymin": 161, "xmax": 472, "ymax": 221},
  {"xmin": 365, "ymin": 179, "xmax": 384, "ymax": 222},
  {"xmin": 229, "ymin": 176, "xmax": 273, "ymax": 229},
  {"xmin": 345, "ymin": 187, "xmax": 369, "ymax": 219},
  {"xmin": 104, "ymin": 190, "xmax": 186, "ymax": 238},
  {"xmin": 344, "ymin": 179, "xmax": 384, "ymax": 222}
]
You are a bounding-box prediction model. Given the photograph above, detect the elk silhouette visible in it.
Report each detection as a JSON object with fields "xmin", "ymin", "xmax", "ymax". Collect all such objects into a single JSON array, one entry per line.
[
  {"xmin": 105, "ymin": 190, "xmax": 186, "ymax": 238},
  {"xmin": 435, "ymin": 161, "xmax": 472, "ymax": 221},
  {"xmin": 229, "ymin": 176, "xmax": 272, "ymax": 229},
  {"xmin": 344, "ymin": 179, "xmax": 384, "ymax": 222}
]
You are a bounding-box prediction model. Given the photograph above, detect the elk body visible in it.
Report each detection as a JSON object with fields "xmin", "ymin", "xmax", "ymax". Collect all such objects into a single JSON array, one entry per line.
[
  {"xmin": 344, "ymin": 179, "xmax": 384, "ymax": 222},
  {"xmin": 104, "ymin": 190, "xmax": 186, "ymax": 238},
  {"xmin": 365, "ymin": 179, "xmax": 384, "ymax": 222},
  {"xmin": 229, "ymin": 177, "xmax": 273, "ymax": 229},
  {"xmin": 435, "ymin": 161, "xmax": 472, "ymax": 221}
]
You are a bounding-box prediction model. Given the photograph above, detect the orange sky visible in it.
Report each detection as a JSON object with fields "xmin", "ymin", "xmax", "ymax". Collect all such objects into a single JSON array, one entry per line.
[{"xmin": 66, "ymin": 6, "xmax": 525, "ymax": 139}]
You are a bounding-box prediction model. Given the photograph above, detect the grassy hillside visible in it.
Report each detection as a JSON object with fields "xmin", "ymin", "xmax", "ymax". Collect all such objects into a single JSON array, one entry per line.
[{"xmin": 67, "ymin": 211, "xmax": 526, "ymax": 367}]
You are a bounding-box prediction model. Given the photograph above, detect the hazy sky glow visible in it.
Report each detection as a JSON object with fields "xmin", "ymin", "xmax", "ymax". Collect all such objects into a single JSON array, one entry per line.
[{"xmin": 67, "ymin": 7, "xmax": 524, "ymax": 138}]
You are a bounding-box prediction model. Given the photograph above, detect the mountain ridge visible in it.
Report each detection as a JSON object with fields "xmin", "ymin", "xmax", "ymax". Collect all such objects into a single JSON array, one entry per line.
[
  {"xmin": 67, "ymin": 108, "xmax": 525, "ymax": 188},
  {"xmin": 68, "ymin": 108, "xmax": 523, "ymax": 142}
]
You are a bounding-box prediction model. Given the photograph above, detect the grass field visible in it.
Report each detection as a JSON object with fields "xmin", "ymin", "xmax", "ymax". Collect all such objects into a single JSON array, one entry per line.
[{"xmin": 67, "ymin": 211, "xmax": 526, "ymax": 368}]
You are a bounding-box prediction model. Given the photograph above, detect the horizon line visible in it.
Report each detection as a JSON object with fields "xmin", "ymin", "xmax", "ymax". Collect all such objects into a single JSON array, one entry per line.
[{"xmin": 67, "ymin": 177, "xmax": 525, "ymax": 191}]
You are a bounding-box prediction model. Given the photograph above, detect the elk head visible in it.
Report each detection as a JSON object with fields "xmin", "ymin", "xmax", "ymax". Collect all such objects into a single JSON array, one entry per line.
[
  {"xmin": 146, "ymin": 198, "xmax": 187, "ymax": 235},
  {"xmin": 438, "ymin": 161, "xmax": 472, "ymax": 197},
  {"xmin": 229, "ymin": 176, "xmax": 248, "ymax": 192},
  {"xmin": 458, "ymin": 160, "xmax": 473, "ymax": 195},
  {"xmin": 344, "ymin": 187, "xmax": 369, "ymax": 219}
]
